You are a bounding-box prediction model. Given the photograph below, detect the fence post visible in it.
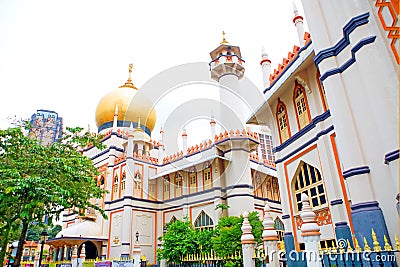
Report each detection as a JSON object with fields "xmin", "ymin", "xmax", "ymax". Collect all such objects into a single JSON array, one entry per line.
[
  {"xmin": 132, "ymin": 242, "xmax": 141, "ymax": 267},
  {"xmin": 79, "ymin": 244, "xmax": 86, "ymax": 267},
  {"xmin": 71, "ymin": 245, "xmax": 78, "ymax": 267},
  {"xmin": 241, "ymin": 211, "xmax": 255, "ymax": 267},
  {"xmin": 34, "ymin": 253, "xmax": 39, "ymax": 267},
  {"xmin": 300, "ymin": 193, "xmax": 321, "ymax": 267},
  {"xmin": 262, "ymin": 204, "xmax": 279, "ymax": 267}
]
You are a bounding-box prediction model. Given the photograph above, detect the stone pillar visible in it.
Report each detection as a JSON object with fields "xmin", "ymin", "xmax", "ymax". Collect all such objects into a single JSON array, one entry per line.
[
  {"xmin": 65, "ymin": 246, "xmax": 71, "ymax": 261},
  {"xmin": 79, "ymin": 244, "xmax": 86, "ymax": 267},
  {"xmin": 71, "ymin": 245, "xmax": 78, "ymax": 267},
  {"xmin": 262, "ymin": 204, "xmax": 279, "ymax": 267},
  {"xmin": 300, "ymin": 194, "xmax": 321, "ymax": 267},
  {"xmin": 53, "ymin": 247, "xmax": 59, "ymax": 262},
  {"xmin": 132, "ymin": 242, "xmax": 142, "ymax": 267},
  {"xmin": 241, "ymin": 211, "xmax": 255, "ymax": 267},
  {"xmin": 58, "ymin": 246, "xmax": 64, "ymax": 261}
]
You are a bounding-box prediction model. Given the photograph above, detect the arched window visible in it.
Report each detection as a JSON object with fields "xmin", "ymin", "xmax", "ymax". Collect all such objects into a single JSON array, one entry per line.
[
  {"xmin": 112, "ymin": 175, "xmax": 119, "ymax": 200},
  {"xmin": 194, "ymin": 211, "xmax": 214, "ymax": 231},
  {"xmin": 293, "ymin": 82, "xmax": 311, "ymax": 130},
  {"xmin": 163, "ymin": 175, "xmax": 170, "ymax": 200},
  {"xmin": 174, "ymin": 172, "xmax": 182, "ymax": 198},
  {"xmin": 203, "ymin": 161, "xmax": 212, "ymax": 190},
  {"xmin": 276, "ymin": 100, "xmax": 290, "ymax": 143},
  {"xmin": 133, "ymin": 172, "xmax": 141, "ymax": 198},
  {"xmin": 188, "ymin": 167, "xmax": 197, "ymax": 194},
  {"xmin": 272, "ymin": 178, "xmax": 280, "ymax": 201},
  {"xmin": 170, "ymin": 216, "xmax": 177, "ymax": 223},
  {"xmin": 316, "ymin": 71, "xmax": 329, "ymax": 112},
  {"xmin": 99, "ymin": 175, "xmax": 105, "ymax": 189},
  {"xmin": 274, "ymin": 217, "xmax": 284, "ymax": 242},
  {"xmin": 253, "ymin": 172, "xmax": 263, "ymax": 197},
  {"xmin": 120, "ymin": 172, "xmax": 126, "ymax": 196},
  {"xmin": 293, "ymin": 161, "xmax": 327, "ymax": 212},
  {"xmin": 148, "ymin": 181, "xmax": 157, "ymax": 201}
]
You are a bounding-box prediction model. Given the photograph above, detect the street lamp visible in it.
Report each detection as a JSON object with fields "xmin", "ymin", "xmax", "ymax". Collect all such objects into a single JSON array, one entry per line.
[
  {"xmin": 38, "ymin": 230, "xmax": 48, "ymax": 267},
  {"xmin": 135, "ymin": 231, "xmax": 139, "ymax": 242}
]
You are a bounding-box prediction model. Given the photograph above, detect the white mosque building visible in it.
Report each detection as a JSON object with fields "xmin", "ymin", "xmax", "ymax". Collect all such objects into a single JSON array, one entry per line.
[{"xmin": 49, "ymin": 0, "xmax": 399, "ymax": 265}]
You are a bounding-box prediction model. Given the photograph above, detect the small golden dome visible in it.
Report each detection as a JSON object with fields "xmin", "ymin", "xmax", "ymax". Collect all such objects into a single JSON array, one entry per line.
[{"xmin": 95, "ymin": 64, "xmax": 156, "ymax": 132}]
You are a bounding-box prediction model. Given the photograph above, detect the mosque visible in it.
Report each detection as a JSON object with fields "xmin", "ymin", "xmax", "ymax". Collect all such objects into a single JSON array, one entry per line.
[{"xmin": 48, "ymin": 0, "xmax": 399, "ymax": 265}]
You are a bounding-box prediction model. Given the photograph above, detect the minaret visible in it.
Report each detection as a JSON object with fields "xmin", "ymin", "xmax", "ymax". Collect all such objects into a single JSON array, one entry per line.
[
  {"xmin": 182, "ymin": 129, "xmax": 188, "ymax": 155},
  {"xmin": 157, "ymin": 127, "xmax": 164, "ymax": 163},
  {"xmin": 209, "ymin": 31, "xmax": 246, "ymax": 129},
  {"xmin": 293, "ymin": 2, "xmax": 305, "ymax": 46},
  {"xmin": 112, "ymin": 105, "xmax": 118, "ymax": 133},
  {"xmin": 260, "ymin": 46, "xmax": 272, "ymax": 88},
  {"xmin": 210, "ymin": 116, "xmax": 216, "ymax": 141},
  {"xmin": 209, "ymin": 33, "xmax": 256, "ymax": 216}
]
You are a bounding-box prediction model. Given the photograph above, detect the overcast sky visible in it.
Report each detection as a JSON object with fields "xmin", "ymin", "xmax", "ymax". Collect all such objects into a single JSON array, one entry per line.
[{"xmin": 0, "ymin": 0, "xmax": 308, "ymax": 147}]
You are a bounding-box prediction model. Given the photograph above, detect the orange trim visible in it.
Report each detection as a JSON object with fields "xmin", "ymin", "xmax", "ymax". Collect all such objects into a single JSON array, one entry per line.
[
  {"xmin": 189, "ymin": 201, "xmax": 214, "ymax": 223},
  {"xmin": 174, "ymin": 172, "xmax": 183, "ymax": 198},
  {"xmin": 293, "ymin": 81, "xmax": 312, "ymax": 131},
  {"xmin": 202, "ymin": 161, "xmax": 212, "ymax": 191},
  {"xmin": 260, "ymin": 58, "xmax": 271, "ymax": 65},
  {"xmin": 134, "ymin": 163, "xmax": 145, "ymax": 199},
  {"xmin": 276, "ymin": 99, "xmax": 291, "ymax": 144},
  {"xmin": 148, "ymin": 166, "xmax": 158, "ymax": 201},
  {"xmin": 293, "ymin": 15, "xmax": 304, "ymax": 23},
  {"xmin": 119, "ymin": 163, "xmax": 126, "ymax": 198},
  {"xmin": 329, "ymin": 133, "xmax": 354, "ymax": 233},
  {"xmin": 283, "ymin": 143, "xmax": 317, "ymax": 251},
  {"xmin": 107, "ymin": 209, "xmax": 124, "ymax": 257},
  {"xmin": 188, "ymin": 166, "xmax": 198, "ymax": 195},
  {"xmin": 112, "ymin": 166, "xmax": 120, "ymax": 201}
]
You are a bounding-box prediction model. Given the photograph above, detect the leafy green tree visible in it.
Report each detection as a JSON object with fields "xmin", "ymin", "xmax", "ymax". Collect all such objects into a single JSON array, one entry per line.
[
  {"xmin": 0, "ymin": 125, "xmax": 106, "ymax": 266},
  {"xmin": 211, "ymin": 211, "xmax": 263, "ymax": 257}
]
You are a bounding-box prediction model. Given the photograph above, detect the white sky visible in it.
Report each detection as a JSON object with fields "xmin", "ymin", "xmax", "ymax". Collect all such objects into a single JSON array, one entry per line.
[{"xmin": 0, "ymin": 0, "xmax": 308, "ymax": 147}]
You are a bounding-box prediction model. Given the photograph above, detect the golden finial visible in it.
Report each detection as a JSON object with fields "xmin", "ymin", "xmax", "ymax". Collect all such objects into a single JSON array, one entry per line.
[
  {"xmin": 119, "ymin": 63, "xmax": 137, "ymax": 89},
  {"xmin": 354, "ymin": 237, "xmax": 362, "ymax": 252},
  {"xmin": 346, "ymin": 240, "xmax": 353, "ymax": 253},
  {"xmin": 220, "ymin": 31, "xmax": 229, "ymax": 45},
  {"xmin": 363, "ymin": 237, "xmax": 371, "ymax": 251},
  {"xmin": 395, "ymin": 235, "xmax": 400, "ymax": 250},
  {"xmin": 371, "ymin": 229, "xmax": 382, "ymax": 252},
  {"xmin": 383, "ymin": 235, "xmax": 393, "ymax": 250}
]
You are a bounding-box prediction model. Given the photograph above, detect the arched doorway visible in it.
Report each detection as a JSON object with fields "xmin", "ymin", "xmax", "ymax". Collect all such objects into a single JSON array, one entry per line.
[{"xmin": 78, "ymin": 241, "xmax": 98, "ymax": 259}]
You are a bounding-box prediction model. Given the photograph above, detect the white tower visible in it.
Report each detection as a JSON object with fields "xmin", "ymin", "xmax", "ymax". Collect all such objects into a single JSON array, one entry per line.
[
  {"xmin": 260, "ymin": 46, "xmax": 272, "ymax": 89},
  {"xmin": 293, "ymin": 2, "xmax": 305, "ymax": 46},
  {"xmin": 208, "ymin": 33, "xmax": 256, "ymax": 216},
  {"xmin": 209, "ymin": 32, "xmax": 246, "ymax": 130}
]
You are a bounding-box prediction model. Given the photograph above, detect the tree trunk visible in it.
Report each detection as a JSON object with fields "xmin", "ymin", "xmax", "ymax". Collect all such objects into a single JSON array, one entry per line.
[
  {"xmin": 0, "ymin": 225, "xmax": 12, "ymax": 266},
  {"xmin": 13, "ymin": 220, "xmax": 29, "ymax": 267}
]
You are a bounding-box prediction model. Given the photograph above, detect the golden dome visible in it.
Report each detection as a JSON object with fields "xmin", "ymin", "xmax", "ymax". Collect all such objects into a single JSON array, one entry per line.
[{"xmin": 95, "ymin": 64, "xmax": 156, "ymax": 133}]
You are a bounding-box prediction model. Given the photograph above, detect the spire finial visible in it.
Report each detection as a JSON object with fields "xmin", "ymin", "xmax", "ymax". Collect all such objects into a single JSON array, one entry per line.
[
  {"xmin": 220, "ymin": 31, "xmax": 229, "ymax": 45},
  {"xmin": 119, "ymin": 63, "xmax": 137, "ymax": 89}
]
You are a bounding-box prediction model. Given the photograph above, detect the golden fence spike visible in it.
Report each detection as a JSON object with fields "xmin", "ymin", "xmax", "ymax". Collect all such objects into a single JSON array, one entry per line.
[
  {"xmin": 318, "ymin": 243, "xmax": 323, "ymax": 254},
  {"xmin": 346, "ymin": 240, "xmax": 353, "ymax": 253},
  {"xmin": 371, "ymin": 228, "xmax": 382, "ymax": 252},
  {"xmin": 383, "ymin": 235, "xmax": 393, "ymax": 251},
  {"xmin": 363, "ymin": 237, "xmax": 371, "ymax": 251},
  {"xmin": 354, "ymin": 237, "xmax": 362, "ymax": 252},
  {"xmin": 395, "ymin": 235, "xmax": 400, "ymax": 251},
  {"xmin": 331, "ymin": 243, "xmax": 337, "ymax": 254}
]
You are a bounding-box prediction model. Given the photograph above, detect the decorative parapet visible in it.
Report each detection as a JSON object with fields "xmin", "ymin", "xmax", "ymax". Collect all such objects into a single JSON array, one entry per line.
[
  {"xmin": 295, "ymin": 207, "xmax": 332, "ymax": 230},
  {"xmin": 269, "ymin": 32, "xmax": 311, "ymax": 85},
  {"xmin": 214, "ymin": 129, "xmax": 259, "ymax": 143}
]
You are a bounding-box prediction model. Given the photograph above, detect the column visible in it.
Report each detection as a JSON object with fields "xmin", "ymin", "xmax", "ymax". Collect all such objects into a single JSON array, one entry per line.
[
  {"xmin": 241, "ymin": 211, "xmax": 255, "ymax": 267},
  {"xmin": 300, "ymin": 194, "xmax": 321, "ymax": 267},
  {"xmin": 262, "ymin": 204, "xmax": 279, "ymax": 267}
]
